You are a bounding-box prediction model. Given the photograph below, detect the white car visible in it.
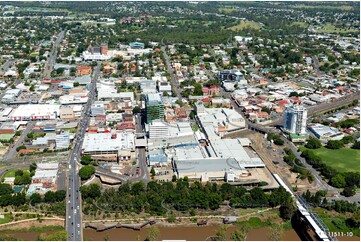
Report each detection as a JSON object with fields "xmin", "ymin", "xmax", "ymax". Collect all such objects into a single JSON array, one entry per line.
[
  {"xmin": 68, "ymin": 200, "xmax": 70, "ymax": 203},
  {"xmin": 69, "ymin": 215, "xmax": 71, "ymax": 219},
  {"xmin": 74, "ymin": 209, "xmax": 77, "ymax": 214},
  {"xmin": 77, "ymin": 206, "xmax": 79, "ymax": 209},
  {"xmin": 77, "ymin": 224, "xmax": 80, "ymax": 228}
]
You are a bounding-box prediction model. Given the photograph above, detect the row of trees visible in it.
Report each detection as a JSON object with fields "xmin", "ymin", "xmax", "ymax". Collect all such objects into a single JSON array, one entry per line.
[
  {"xmin": 81, "ymin": 179, "xmax": 295, "ymax": 220},
  {"xmin": 301, "ymin": 149, "xmax": 359, "ymax": 195},
  {"xmin": 267, "ymin": 132, "xmax": 285, "ymax": 146},
  {"xmin": 283, "ymin": 147, "xmax": 314, "ymax": 182}
]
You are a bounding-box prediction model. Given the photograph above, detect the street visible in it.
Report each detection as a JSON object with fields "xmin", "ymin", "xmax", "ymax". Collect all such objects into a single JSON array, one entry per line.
[
  {"xmin": 66, "ymin": 62, "xmax": 101, "ymax": 241},
  {"xmin": 44, "ymin": 30, "xmax": 65, "ymax": 79},
  {"xmin": 161, "ymin": 46, "xmax": 182, "ymax": 98},
  {"xmin": 2, "ymin": 121, "xmax": 36, "ymax": 161}
]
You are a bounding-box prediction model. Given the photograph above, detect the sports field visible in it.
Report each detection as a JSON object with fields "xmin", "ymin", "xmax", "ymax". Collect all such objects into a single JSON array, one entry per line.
[{"xmin": 300, "ymin": 147, "xmax": 360, "ymax": 173}]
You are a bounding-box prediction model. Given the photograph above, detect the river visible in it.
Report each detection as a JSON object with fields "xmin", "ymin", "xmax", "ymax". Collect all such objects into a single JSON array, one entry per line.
[
  {"xmin": 83, "ymin": 226, "xmax": 301, "ymax": 241},
  {"xmin": 1, "ymin": 225, "xmax": 359, "ymax": 241}
]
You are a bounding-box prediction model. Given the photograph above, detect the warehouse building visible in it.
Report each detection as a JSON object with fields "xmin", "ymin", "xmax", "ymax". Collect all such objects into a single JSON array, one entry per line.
[{"xmin": 10, "ymin": 104, "xmax": 60, "ymax": 121}]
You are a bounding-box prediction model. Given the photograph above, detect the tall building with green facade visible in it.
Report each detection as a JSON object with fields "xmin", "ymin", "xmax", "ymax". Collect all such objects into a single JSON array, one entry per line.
[{"xmin": 146, "ymin": 93, "xmax": 164, "ymax": 123}]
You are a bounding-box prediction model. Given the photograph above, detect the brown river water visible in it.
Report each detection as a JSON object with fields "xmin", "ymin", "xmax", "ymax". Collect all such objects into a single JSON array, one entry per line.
[{"xmin": 1, "ymin": 226, "xmax": 359, "ymax": 241}]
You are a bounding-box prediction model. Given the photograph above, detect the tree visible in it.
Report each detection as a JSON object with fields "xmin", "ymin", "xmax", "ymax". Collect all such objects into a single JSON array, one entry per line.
[
  {"xmin": 0, "ymin": 184, "xmax": 13, "ymax": 196},
  {"xmin": 289, "ymin": 91, "xmax": 299, "ymax": 97},
  {"xmin": 29, "ymin": 163, "xmax": 37, "ymax": 173},
  {"xmin": 16, "ymin": 146, "xmax": 27, "ymax": 152},
  {"xmin": 305, "ymin": 137, "xmax": 322, "ymax": 149},
  {"xmin": 330, "ymin": 174, "xmax": 346, "ymax": 188},
  {"xmin": 279, "ymin": 197, "xmax": 296, "ymax": 220},
  {"xmin": 132, "ymin": 106, "xmax": 141, "ymax": 114},
  {"xmin": 150, "ymin": 167, "xmax": 156, "ymax": 179},
  {"xmin": 231, "ymin": 226, "xmax": 249, "ymax": 241},
  {"xmin": 80, "ymin": 184, "xmax": 101, "ymax": 199},
  {"xmin": 146, "ymin": 226, "xmax": 160, "ymax": 241},
  {"xmin": 79, "ymin": 166, "xmax": 95, "ymax": 180},
  {"xmin": 172, "ymin": 175, "xmax": 177, "ymax": 182},
  {"xmin": 326, "ymin": 140, "xmax": 344, "ymax": 150},
  {"xmin": 352, "ymin": 141, "xmax": 360, "ymax": 149},
  {"xmin": 30, "ymin": 193, "xmax": 42, "ymax": 206},
  {"xmin": 344, "ymin": 172, "xmax": 360, "ymax": 188},
  {"xmin": 44, "ymin": 191, "xmax": 56, "ymax": 203},
  {"xmin": 15, "ymin": 170, "xmax": 24, "ymax": 177},
  {"xmin": 73, "ymin": 82, "xmax": 79, "ymax": 87},
  {"xmin": 54, "ymin": 190, "xmax": 66, "ymax": 202},
  {"xmin": 38, "ymin": 230, "xmax": 67, "ymax": 241},
  {"xmin": 213, "ymin": 224, "xmax": 228, "ymax": 241},
  {"xmin": 269, "ymin": 224, "xmax": 283, "ymax": 241},
  {"xmin": 80, "ymin": 155, "xmax": 92, "ymax": 165},
  {"xmin": 341, "ymin": 136, "xmax": 354, "ymax": 144},
  {"xmin": 342, "ymin": 186, "xmax": 356, "ymax": 197}
]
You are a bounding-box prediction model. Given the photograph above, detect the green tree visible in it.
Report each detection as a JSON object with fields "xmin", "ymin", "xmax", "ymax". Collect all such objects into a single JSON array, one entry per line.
[
  {"xmin": 330, "ymin": 174, "xmax": 346, "ymax": 188},
  {"xmin": 279, "ymin": 197, "xmax": 296, "ymax": 220},
  {"xmin": 269, "ymin": 224, "xmax": 283, "ymax": 241},
  {"xmin": 15, "ymin": 170, "xmax": 24, "ymax": 177},
  {"xmin": 305, "ymin": 137, "xmax": 322, "ymax": 149},
  {"xmin": 29, "ymin": 193, "xmax": 42, "ymax": 206},
  {"xmin": 231, "ymin": 226, "xmax": 248, "ymax": 241},
  {"xmin": 326, "ymin": 140, "xmax": 344, "ymax": 149},
  {"xmin": 80, "ymin": 155, "xmax": 92, "ymax": 165},
  {"xmin": 146, "ymin": 226, "xmax": 160, "ymax": 241},
  {"xmin": 0, "ymin": 184, "xmax": 13, "ymax": 196},
  {"xmin": 342, "ymin": 186, "xmax": 356, "ymax": 197},
  {"xmin": 79, "ymin": 166, "xmax": 95, "ymax": 180},
  {"xmin": 73, "ymin": 82, "xmax": 79, "ymax": 87},
  {"xmin": 29, "ymin": 163, "xmax": 37, "ymax": 173},
  {"xmin": 213, "ymin": 224, "xmax": 228, "ymax": 241},
  {"xmin": 341, "ymin": 136, "xmax": 354, "ymax": 144},
  {"xmin": 132, "ymin": 106, "xmax": 141, "ymax": 114},
  {"xmin": 150, "ymin": 167, "xmax": 156, "ymax": 179}
]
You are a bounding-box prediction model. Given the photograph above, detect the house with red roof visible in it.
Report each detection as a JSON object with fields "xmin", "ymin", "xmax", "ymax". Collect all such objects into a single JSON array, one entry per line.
[{"xmin": 77, "ymin": 66, "xmax": 92, "ymax": 76}]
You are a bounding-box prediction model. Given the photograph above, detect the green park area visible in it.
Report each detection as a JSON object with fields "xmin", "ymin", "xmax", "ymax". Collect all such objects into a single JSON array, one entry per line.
[
  {"xmin": 316, "ymin": 24, "xmax": 359, "ymax": 34},
  {"xmin": 228, "ymin": 20, "xmax": 261, "ymax": 31},
  {"xmin": 300, "ymin": 146, "xmax": 360, "ymax": 173},
  {"xmin": 291, "ymin": 22, "xmax": 308, "ymax": 28}
]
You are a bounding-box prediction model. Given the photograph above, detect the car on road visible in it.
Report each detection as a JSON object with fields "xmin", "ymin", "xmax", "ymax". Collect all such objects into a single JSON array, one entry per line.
[
  {"xmin": 77, "ymin": 205, "xmax": 79, "ymax": 209},
  {"xmin": 74, "ymin": 209, "xmax": 77, "ymax": 214},
  {"xmin": 69, "ymin": 215, "xmax": 71, "ymax": 219},
  {"xmin": 77, "ymin": 224, "xmax": 80, "ymax": 228}
]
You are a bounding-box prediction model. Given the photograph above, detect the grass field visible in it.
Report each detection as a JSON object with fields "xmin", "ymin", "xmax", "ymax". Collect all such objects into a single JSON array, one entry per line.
[
  {"xmin": 300, "ymin": 146, "xmax": 360, "ymax": 173},
  {"xmin": 0, "ymin": 215, "xmax": 10, "ymax": 225},
  {"xmin": 228, "ymin": 20, "xmax": 261, "ymax": 31},
  {"xmin": 291, "ymin": 22, "xmax": 308, "ymax": 28},
  {"xmin": 1, "ymin": 169, "xmax": 26, "ymax": 179},
  {"xmin": 219, "ymin": 7, "xmax": 237, "ymax": 13},
  {"xmin": 316, "ymin": 24, "xmax": 359, "ymax": 34},
  {"xmin": 293, "ymin": 4, "xmax": 353, "ymax": 11}
]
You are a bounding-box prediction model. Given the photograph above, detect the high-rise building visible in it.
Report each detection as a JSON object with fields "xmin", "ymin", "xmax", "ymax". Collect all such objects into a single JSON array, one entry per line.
[
  {"xmin": 283, "ymin": 105, "xmax": 308, "ymax": 134},
  {"xmin": 145, "ymin": 93, "xmax": 164, "ymax": 123}
]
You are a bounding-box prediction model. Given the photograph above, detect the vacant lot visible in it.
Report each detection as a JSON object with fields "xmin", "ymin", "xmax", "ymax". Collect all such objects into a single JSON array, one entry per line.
[
  {"xmin": 300, "ymin": 146, "xmax": 360, "ymax": 173},
  {"xmin": 228, "ymin": 20, "xmax": 261, "ymax": 31}
]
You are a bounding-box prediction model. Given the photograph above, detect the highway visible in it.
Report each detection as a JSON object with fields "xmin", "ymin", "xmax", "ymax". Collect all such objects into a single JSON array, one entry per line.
[
  {"xmin": 44, "ymin": 30, "xmax": 65, "ymax": 79},
  {"xmin": 66, "ymin": 62, "xmax": 100, "ymax": 241}
]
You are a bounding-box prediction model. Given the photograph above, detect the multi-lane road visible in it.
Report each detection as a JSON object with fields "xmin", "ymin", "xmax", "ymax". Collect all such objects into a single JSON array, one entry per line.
[{"xmin": 67, "ymin": 62, "xmax": 100, "ymax": 241}]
